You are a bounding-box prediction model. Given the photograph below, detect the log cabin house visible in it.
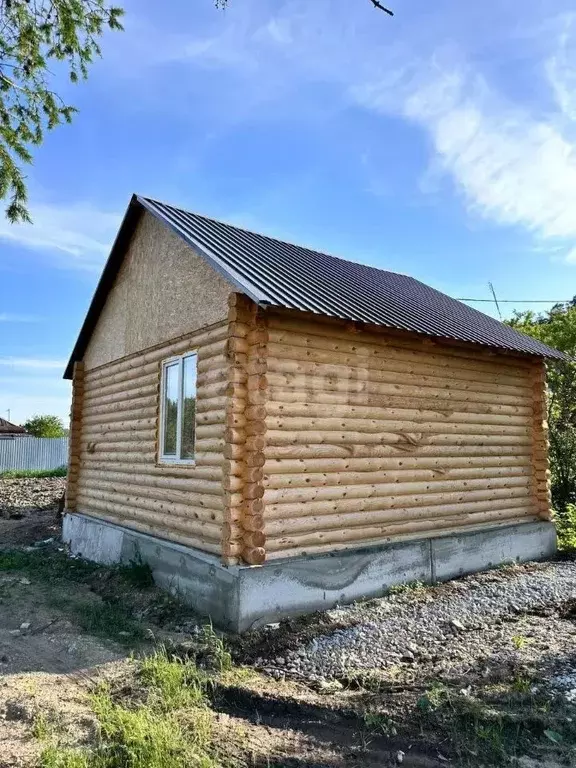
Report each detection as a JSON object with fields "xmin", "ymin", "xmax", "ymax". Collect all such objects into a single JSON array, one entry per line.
[{"xmin": 63, "ymin": 194, "xmax": 562, "ymax": 631}]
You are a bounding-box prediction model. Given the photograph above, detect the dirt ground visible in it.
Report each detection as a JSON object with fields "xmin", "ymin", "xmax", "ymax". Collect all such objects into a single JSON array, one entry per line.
[{"xmin": 0, "ymin": 478, "xmax": 574, "ymax": 767}]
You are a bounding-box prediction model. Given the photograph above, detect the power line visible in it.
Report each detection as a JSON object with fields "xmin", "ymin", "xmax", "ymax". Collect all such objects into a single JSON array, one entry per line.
[{"xmin": 455, "ymin": 298, "xmax": 571, "ymax": 304}]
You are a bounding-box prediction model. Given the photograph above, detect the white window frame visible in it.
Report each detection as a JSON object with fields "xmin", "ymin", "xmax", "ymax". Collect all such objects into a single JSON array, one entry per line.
[{"xmin": 158, "ymin": 351, "xmax": 197, "ymax": 465}]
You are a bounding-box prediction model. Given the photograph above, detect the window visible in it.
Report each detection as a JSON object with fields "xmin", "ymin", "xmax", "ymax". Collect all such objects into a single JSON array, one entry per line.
[{"xmin": 159, "ymin": 352, "xmax": 197, "ymax": 463}]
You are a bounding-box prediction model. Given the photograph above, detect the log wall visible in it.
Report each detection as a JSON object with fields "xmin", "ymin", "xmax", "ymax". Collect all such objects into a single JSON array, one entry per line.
[
  {"xmin": 72, "ymin": 298, "xmax": 551, "ymax": 566},
  {"xmin": 258, "ymin": 312, "xmax": 548, "ymax": 560},
  {"xmin": 75, "ymin": 320, "xmax": 234, "ymax": 558}
]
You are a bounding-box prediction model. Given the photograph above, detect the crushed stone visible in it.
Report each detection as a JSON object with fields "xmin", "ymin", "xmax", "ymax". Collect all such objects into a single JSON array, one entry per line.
[{"xmin": 261, "ymin": 561, "xmax": 576, "ymax": 682}]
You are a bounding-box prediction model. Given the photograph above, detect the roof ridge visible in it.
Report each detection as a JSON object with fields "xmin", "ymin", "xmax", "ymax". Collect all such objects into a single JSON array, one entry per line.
[{"xmin": 137, "ymin": 194, "xmax": 409, "ymax": 281}]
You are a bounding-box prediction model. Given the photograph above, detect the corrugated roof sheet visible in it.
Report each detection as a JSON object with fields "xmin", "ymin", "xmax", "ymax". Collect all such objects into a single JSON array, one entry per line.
[
  {"xmin": 138, "ymin": 196, "xmax": 564, "ymax": 361},
  {"xmin": 0, "ymin": 418, "xmax": 26, "ymax": 434}
]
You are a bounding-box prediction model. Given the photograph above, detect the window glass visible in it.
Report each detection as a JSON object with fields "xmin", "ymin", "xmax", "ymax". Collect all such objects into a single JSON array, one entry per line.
[
  {"xmin": 181, "ymin": 354, "xmax": 197, "ymax": 460},
  {"xmin": 159, "ymin": 353, "xmax": 197, "ymax": 463},
  {"xmin": 162, "ymin": 362, "xmax": 179, "ymax": 456}
]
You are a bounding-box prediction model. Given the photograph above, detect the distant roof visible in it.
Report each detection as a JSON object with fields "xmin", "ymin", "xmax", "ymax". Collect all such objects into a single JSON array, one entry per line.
[
  {"xmin": 64, "ymin": 194, "xmax": 565, "ymax": 378},
  {"xmin": 0, "ymin": 418, "xmax": 26, "ymax": 434}
]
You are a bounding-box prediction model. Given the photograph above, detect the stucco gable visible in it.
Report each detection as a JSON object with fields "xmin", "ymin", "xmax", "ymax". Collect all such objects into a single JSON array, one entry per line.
[{"xmin": 83, "ymin": 210, "xmax": 233, "ymax": 371}]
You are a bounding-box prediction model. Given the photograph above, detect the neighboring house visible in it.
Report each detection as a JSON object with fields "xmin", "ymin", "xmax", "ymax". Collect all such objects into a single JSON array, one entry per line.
[
  {"xmin": 63, "ymin": 194, "xmax": 563, "ymax": 631},
  {"xmin": 0, "ymin": 418, "xmax": 27, "ymax": 439}
]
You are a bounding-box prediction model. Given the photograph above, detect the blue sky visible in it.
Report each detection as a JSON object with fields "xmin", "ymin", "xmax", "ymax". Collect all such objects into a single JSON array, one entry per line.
[{"xmin": 1, "ymin": 0, "xmax": 576, "ymax": 425}]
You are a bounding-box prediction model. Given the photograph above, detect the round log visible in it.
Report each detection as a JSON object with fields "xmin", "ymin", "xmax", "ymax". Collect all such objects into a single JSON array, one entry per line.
[
  {"xmin": 76, "ymin": 493, "xmax": 221, "ymax": 542},
  {"xmin": 264, "ymin": 475, "xmax": 530, "ymax": 506},
  {"xmin": 264, "ymin": 372, "xmax": 525, "ymax": 408},
  {"xmin": 265, "ymin": 356, "xmax": 530, "ymax": 399},
  {"xmin": 243, "ymin": 531, "xmax": 266, "ymax": 548},
  {"xmin": 265, "ymin": 508, "xmax": 535, "ymax": 553},
  {"xmin": 267, "ymin": 387, "xmax": 531, "ymax": 416},
  {"xmin": 266, "ymin": 497, "xmax": 536, "ymax": 536},
  {"xmin": 263, "ymin": 454, "xmax": 530, "ymax": 475},
  {"xmin": 75, "ymin": 508, "xmax": 223, "ymax": 557},
  {"xmin": 266, "ymin": 340, "xmax": 532, "ymax": 390},
  {"xmin": 265, "ymin": 401, "xmax": 529, "ymax": 427},
  {"xmin": 242, "ymin": 547, "xmax": 266, "ymax": 565},
  {"xmin": 263, "ymin": 466, "xmax": 530, "ymax": 490}
]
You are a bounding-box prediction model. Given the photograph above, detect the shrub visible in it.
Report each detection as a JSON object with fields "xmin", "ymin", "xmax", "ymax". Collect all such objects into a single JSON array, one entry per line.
[{"xmin": 555, "ymin": 504, "xmax": 576, "ymax": 551}]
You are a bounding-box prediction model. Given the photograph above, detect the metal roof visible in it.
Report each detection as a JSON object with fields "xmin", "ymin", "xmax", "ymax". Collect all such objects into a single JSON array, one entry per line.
[
  {"xmin": 64, "ymin": 194, "xmax": 564, "ymax": 378},
  {"xmin": 0, "ymin": 418, "xmax": 26, "ymax": 434}
]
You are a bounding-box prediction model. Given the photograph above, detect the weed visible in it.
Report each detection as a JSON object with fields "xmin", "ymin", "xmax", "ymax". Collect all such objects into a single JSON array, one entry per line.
[
  {"xmin": 388, "ymin": 580, "xmax": 427, "ymax": 596},
  {"xmin": 418, "ymin": 682, "xmax": 448, "ymax": 712},
  {"xmin": 199, "ymin": 624, "xmax": 232, "ymax": 672},
  {"xmin": 510, "ymin": 675, "xmax": 532, "ymax": 694},
  {"xmin": 512, "ymin": 635, "xmax": 529, "ymax": 650},
  {"xmin": 39, "ymin": 746, "xmax": 89, "ymax": 768},
  {"xmin": 415, "ymin": 680, "xmax": 576, "ymax": 766},
  {"xmin": 363, "ymin": 710, "xmax": 398, "ymax": 736},
  {"xmin": 0, "ymin": 549, "xmax": 99, "ymax": 581},
  {"xmin": 38, "ymin": 651, "xmax": 219, "ymax": 768},
  {"xmin": 0, "ymin": 466, "xmax": 67, "ymax": 479},
  {"xmin": 32, "ymin": 712, "xmax": 52, "ymax": 741},
  {"xmin": 118, "ymin": 555, "xmax": 154, "ymax": 589},
  {"xmin": 140, "ymin": 646, "xmax": 206, "ymax": 710}
]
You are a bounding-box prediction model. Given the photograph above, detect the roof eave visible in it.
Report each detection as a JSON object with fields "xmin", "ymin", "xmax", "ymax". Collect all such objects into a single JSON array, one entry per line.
[{"xmin": 63, "ymin": 194, "xmax": 144, "ymax": 379}]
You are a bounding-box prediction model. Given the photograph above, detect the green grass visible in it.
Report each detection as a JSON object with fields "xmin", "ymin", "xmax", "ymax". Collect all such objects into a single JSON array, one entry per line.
[
  {"xmin": 38, "ymin": 648, "xmax": 219, "ymax": 768},
  {"xmin": 118, "ymin": 556, "xmax": 155, "ymax": 589},
  {"xmin": 49, "ymin": 595, "xmax": 146, "ymax": 645},
  {"xmin": 0, "ymin": 548, "xmax": 187, "ymax": 646},
  {"xmin": 0, "ymin": 465, "xmax": 67, "ymax": 478},
  {"xmin": 388, "ymin": 580, "xmax": 428, "ymax": 596},
  {"xmin": 415, "ymin": 679, "xmax": 576, "ymax": 766}
]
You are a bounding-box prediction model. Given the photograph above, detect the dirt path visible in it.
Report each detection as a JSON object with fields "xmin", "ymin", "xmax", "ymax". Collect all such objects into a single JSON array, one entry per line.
[{"xmin": 0, "ymin": 478, "xmax": 574, "ymax": 767}]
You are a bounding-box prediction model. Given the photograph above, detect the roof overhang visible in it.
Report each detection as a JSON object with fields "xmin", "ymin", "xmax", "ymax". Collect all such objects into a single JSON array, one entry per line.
[{"xmin": 64, "ymin": 194, "xmax": 567, "ymax": 379}]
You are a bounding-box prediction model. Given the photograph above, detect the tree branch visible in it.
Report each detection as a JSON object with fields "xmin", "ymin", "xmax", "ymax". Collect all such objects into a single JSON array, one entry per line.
[{"xmin": 369, "ymin": 0, "xmax": 394, "ymax": 16}]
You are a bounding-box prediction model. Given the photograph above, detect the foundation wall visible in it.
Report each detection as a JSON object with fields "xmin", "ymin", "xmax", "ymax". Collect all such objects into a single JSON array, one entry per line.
[{"xmin": 63, "ymin": 512, "xmax": 557, "ymax": 632}]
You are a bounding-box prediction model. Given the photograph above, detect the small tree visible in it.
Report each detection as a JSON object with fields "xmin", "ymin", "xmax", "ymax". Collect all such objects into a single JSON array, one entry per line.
[
  {"xmin": 0, "ymin": 0, "xmax": 123, "ymax": 222},
  {"xmin": 508, "ymin": 300, "xmax": 576, "ymax": 513},
  {"xmin": 23, "ymin": 414, "xmax": 66, "ymax": 437}
]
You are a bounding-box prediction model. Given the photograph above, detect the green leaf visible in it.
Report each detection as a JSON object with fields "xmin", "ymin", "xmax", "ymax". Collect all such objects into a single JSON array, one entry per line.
[
  {"xmin": 0, "ymin": 0, "xmax": 124, "ymax": 222},
  {"xmin": 544, "ymin": 729, "xmax": 563, "ymax": 744}
]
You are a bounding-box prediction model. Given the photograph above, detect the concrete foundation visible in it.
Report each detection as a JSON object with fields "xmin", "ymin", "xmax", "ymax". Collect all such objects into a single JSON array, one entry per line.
[{"xmin": 63, "ymin": 513, "xmax": 557, "ymax": 632}]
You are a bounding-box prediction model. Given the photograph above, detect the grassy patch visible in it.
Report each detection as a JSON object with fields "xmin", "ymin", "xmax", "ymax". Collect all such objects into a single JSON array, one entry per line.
[
  {"xmin": 388, "ymin": 580, "xmax": 428, "ymax": 596},
  {"xmin": 0, "ymin": 466, "xmax": 67, "ymax": 479},
  {"xmin": 118, "ymin": 556, "xmax": 154, "ymax": 589},
  {"xmin": 37, "ymin": 648, "xmax": 221, "ymax": 768},
  {"xmin": 0, "ymin": 548, "xmax": 100, "ymax": 581},
  {"xmin": 0, "ymin": 547, "xmax": 193, "ymax": 644},
  {"xmin": 49, "ymin": 594, "xmax": 146, "ymax": 645},
  {"xmin": 415, "ymin": 679, "xmax": 576, "ymax": 765}
]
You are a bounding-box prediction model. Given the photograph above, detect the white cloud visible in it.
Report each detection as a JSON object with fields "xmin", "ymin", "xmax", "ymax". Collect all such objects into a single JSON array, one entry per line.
[
  {"xmin": 0, "ymin": 358, "xmax": 66, "ymax": 370},
  {"xmin": 0, "ymin": 313, "xmax": 39, "ymax": 323},
  {"xmin": 351, "ymin": 39, "xmax": 576, "ymax": 260},
  {"xmin": 0, "ymin": 200, "xmax": 121, "ymax": 270},
  {"xmin": 547, "ymin": 14, "xmax": 576, "ymax": 120}
]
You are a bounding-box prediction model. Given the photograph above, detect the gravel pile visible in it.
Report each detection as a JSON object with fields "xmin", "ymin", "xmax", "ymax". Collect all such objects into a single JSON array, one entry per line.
[
  {"xmin": 0, "ymin": 478, "xmax": 66, "ymax": 520},
  {"xmin": 261, "ymin": 562, "xmax": 576, "ymax": 681}
]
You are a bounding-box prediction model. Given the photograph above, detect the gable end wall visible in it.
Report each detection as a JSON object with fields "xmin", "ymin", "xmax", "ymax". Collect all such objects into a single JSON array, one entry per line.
[{"xmin": 83, "ymin": 210, "xmax": 232, "ymax": 371}]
